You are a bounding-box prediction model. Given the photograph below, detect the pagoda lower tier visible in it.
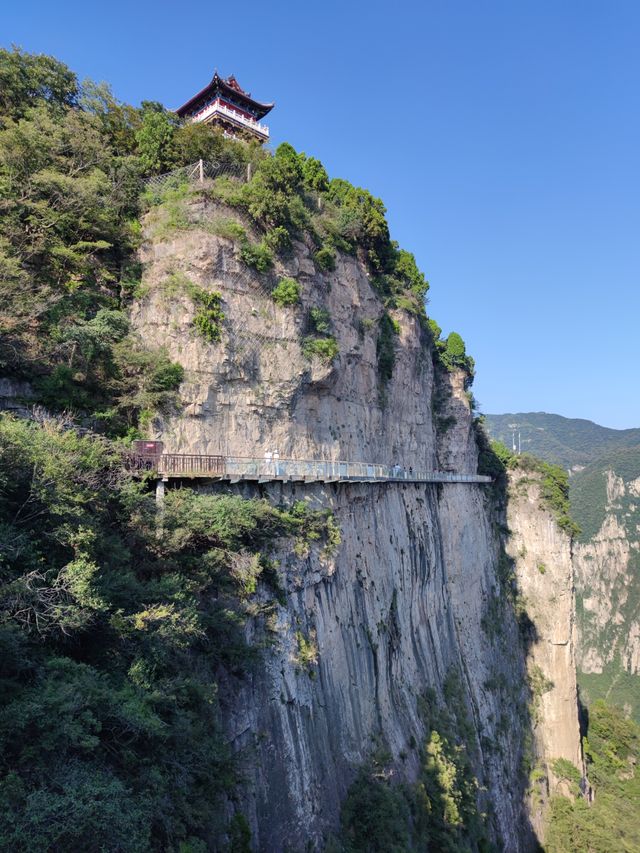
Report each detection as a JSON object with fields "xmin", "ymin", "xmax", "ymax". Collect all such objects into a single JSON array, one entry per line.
[{"xmin": 176, "ymin": 72, "xmax": 273, "ymax": 144}]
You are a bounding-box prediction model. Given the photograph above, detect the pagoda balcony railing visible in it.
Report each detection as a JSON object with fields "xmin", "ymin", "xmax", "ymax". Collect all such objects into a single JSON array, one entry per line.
[{"xmin": 191, "ymin": 100, "xmax": 270, "ymax": 139}]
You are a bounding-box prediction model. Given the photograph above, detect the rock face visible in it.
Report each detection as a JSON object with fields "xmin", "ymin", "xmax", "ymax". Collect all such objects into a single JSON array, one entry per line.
[
  {"xmin": 0, "ymin": 377, "xmax": 35, "ymax": 417},
  {"xmin": 132, "ymin": 200, "xmax": 583, "ymax": 850},
  {"xmin": 133, "ymin": 199, "xmax": 435, "ymax": 467},
  {"xmin": 505, "ymin": 471, "xmax": 584, "ymax": 836},
  {"xmin": 573, "ymin": 471, "xmax": 640, "ymax": 678}
]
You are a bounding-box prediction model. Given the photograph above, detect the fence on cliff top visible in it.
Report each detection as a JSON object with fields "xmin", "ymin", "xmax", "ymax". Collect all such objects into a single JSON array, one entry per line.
[{"xmin": 144, "ymin": 158, "xmax": 250, "ymax": 193}]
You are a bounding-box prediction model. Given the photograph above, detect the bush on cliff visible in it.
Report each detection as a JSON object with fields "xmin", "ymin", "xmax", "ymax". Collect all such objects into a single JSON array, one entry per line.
[
  {"xmin": 272, "ymin": 277, "xmax": 301, "ymax": 307},
  {"xmin": 339, "ymin": 682, "xmax": 492, "ymax": 853}
]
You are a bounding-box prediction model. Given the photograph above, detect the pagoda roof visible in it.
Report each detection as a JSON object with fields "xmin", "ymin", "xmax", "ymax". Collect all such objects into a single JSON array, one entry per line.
[{"xmin": 176, "ymin": 72, "xmax": 274, "ymax": 120}]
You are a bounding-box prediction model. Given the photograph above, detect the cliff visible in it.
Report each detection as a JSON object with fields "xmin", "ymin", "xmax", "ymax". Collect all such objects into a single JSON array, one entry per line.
[
  {"xmin": 128, "ymin": 190, "xmax": 584, "ymax": 850},
  {"xmin": 505, "ymin": 470, "xmax": 585, "ymax": 836},
  {"xmin": 484, "ymin": 413, "xmax": 640, "ymax": 722}
]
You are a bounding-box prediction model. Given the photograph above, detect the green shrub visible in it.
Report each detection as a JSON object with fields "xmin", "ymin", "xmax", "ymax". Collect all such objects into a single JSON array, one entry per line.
[
  {"xmin": 308, "ymin": 306, "xmax": 332, "ymax": 335},
  {"xmin": 428, "ymin": 318, "xmax": 443, "ymax": 341},
  {"xmin": 314, "ymin": 245, "xmax": 336, "ymax": 271},
  {"xmin": 227, "ymin": 813, "xmax": 252, "ymax": 853},
  {"xmin": 358, "ymin": 317, "xmax": 376, "ymax": 337},
  {"xmin": 551, "ymin": 758, "xmax": 582, "ymax": 791},
  {"xmin": 340, "ymin": 770, "xmax": 411, "ymax": 853},
  {"xmin": 263, "ymin": 225, "xmax": 291, "ymax": 254},
  {"xmin": 238, "ymin": 238, "xmax": 273, "ymax": 272},
  {"xmin": 302, "ymin": 156, "xmax": 329, "ymax": 192},
  {"xmin": 394, "ymin": 294, "xmax": 423, "ymax": 316},
  {"xmin": 439, "ymin": 332, "xmax": 475, "ymax": 378},
  {"xmin": 326, "ymin": 179, "xmax": 391, "ymax": 272},
  {"xmin": 208, "ymin": 218, "xmax": 246, "ymax": 241},
  {"xmin": 271, "ymin": 277, "xmax": 301, "ymax": 307},
  {"xmin": 392, "ymin": 248, "xmax": 429, "ymax": 300},
  {"xmin": 192, "ymin": 290, "xmax": 224, "ymax": 343},
  {"xmin": 295, "ymin": 629, "xmax": 318, "ymax": 672},
  {"xmin": 303, "ymin": 337, "xmax": 339, "ymax": 363}
]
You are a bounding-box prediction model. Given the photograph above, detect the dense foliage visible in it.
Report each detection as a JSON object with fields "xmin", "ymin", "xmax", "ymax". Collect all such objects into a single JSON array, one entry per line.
[
  {"xmin": 546, "ymin": 701, "xmax": 640, "ymax": 852},
  {"xmin": 338, "ymin": 676, "xmax": 493, "ymax": 852},
  {"xmin": 0, "ymin": 414, "xmax": 338, "ymax": 850},
  {"xmin": 271, "ymin": 276, "xmax": 301, "ymax": 307},
  {"xmin": 199, "ymin": 137, "xmax": 432, "ymax": 324}
]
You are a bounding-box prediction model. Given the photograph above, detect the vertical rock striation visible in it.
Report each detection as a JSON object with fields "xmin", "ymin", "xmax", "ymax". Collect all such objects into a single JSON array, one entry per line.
[
  {"xmin": 505, "ymin": 470, "xmax": 584, "ymax": 837},
  {"xmin": 131, "ymin": 201, "xmax": 583, "ymax": 850}
]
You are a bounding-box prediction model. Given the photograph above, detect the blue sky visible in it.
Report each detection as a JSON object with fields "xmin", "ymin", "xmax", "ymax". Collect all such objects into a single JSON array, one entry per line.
[{"xmin": 5, "ymin": 1, "xmax": 640, "ymax": 427}]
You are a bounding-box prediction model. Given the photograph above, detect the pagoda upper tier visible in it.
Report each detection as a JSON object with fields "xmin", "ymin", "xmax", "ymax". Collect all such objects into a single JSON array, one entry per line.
[{"xmin": 176, "ymin": 72, "xmax": 273, "ymax": 143}]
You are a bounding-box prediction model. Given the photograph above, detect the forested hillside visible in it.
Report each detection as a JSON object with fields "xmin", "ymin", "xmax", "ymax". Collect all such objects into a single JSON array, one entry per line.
[
  {"xmin": 546, "ymin": 701, "xmax": 640, "ymax": 852},
  {"xmin": 485, "ymin": 413, "xmax": 640, "ymax": 470},
  {"xmin": 0, "ymin": 48, "xmax": 344, "ymax": 849}
]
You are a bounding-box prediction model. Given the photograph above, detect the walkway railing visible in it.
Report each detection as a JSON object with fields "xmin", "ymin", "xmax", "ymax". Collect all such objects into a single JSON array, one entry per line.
[{"xmin": 126, "ymin": 450, "xmax": 492, "ymax": 485}]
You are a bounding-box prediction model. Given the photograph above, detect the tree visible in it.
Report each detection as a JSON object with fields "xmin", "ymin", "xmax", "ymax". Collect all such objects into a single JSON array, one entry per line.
[
  {"xmin": 445, "ymin": 332, "xmax": 466, "ymax": 360},
  {"xmin": 134, "ymin": 104, "xmax": 177, "ymax": 174},
  {"xmin": 0, "ymin": 47, "xmax": 78, "ymax": 121},
  {"xmin": 302, "ymin": 155, "xmax": 329, "ymax": 192},
  {"xmin": 79, "ymin": 80, "xmax": 141, "ymax": 155},
  {"xmin": 394, "ymin": 248, "xmax": 429, "ymax": 299}
]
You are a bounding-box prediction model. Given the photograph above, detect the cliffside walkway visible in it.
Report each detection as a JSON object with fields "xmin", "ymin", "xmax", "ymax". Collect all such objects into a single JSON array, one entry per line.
[{"xmin": 128, "ymin": 448, "xmax": 492, "ymax": 485}]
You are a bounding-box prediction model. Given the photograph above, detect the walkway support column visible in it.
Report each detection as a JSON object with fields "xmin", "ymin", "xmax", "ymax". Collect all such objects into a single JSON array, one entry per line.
[{"xmin": 156, "ymin": 478, "xmax": 167, "ymax": 537}]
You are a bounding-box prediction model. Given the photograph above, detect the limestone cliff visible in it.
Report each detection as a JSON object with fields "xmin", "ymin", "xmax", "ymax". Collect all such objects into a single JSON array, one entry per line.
[
  {"xmin": 131, "ymin": 195, "xmax": 583, "ymax": 850},
  {"xmin": 505, "ymin": 471, "xmax": 585, "ymax": 837}
]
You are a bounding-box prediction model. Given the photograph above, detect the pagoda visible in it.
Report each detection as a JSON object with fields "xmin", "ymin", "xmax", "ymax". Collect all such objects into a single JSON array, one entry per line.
[{"xmin": 175, "ymin": 72, "xmax": 273, "ymax": 144}]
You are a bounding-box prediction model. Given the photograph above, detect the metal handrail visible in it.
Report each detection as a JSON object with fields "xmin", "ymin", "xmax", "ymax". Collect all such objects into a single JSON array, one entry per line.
[{"xmin": 126, "ymin": 450, "xmax": 492, "ymax": 484}]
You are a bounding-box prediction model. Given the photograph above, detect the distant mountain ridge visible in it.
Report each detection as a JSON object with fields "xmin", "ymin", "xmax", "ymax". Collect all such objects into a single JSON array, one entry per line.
[{"xmin": 484, "ymin": 412, "xmax": 640, "ymax": 470}]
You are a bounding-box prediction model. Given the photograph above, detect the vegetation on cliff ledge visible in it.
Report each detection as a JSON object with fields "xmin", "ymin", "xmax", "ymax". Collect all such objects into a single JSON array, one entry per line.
[{"xmin": 0, "ymin": 413, "xmax": 339, "ymax": 849}]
